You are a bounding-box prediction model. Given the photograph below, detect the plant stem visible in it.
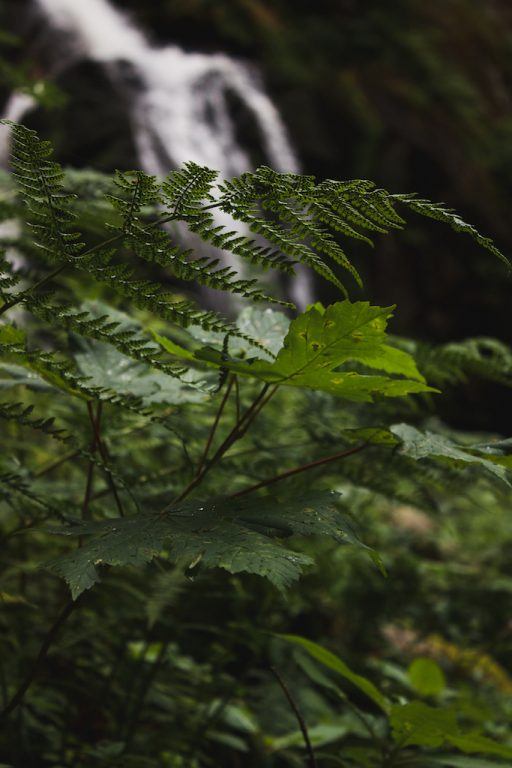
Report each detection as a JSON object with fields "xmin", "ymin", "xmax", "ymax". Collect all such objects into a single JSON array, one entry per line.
[
  {"xmin": 81, "ymin": 457, "xmax": 95, "ymax": 521},
  {"xmin": 196, "ymin": 374, "xmax": 235, "ymax": 476},
  {"xmin": 233, "ymin": 375, "xmax": 241, "ymax": 421},
  {"xmin": 171, "ymin": 384, "xmax": 277, "ymax": 504},
  {"xmin": 0, "ymin": 597, "xmax": 79, "ymax": 720},
  {"xmin": 231, "ymin": 442, "xmax": 368, "ymax": 497},
  {"xmin": 208, "ymin": 383, "xmax": 277, "ymax": 464},
  {"xmin": 0, "ymin": 264, "xmax": 66, "ymax": 317},
  {"xmin": 270, "ymin": 666, "xmax": 317, "ymax": 768},
  {"xmin": 80, "ymin": 401, "xmax": 100, "ymax": 534},
  {"xmin": 33, "ymin": 448, "xmax": 82, "ymax": 478},
  {"xmin": 0, "ymin": 400, "xmax": 101, "ymax": 719},
  {"xmin": 87, "ymin": 400, "xmax": 125, "ymax": 517}
]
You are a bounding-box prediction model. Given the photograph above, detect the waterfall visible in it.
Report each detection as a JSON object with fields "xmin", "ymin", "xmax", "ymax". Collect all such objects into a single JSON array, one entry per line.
[
  {"xmin": 0, "ymin": 92, "xmax": 37, "ymax": 166},
  {"xmin": 1, "ymin": 0, "xmax": 312, "ymax": 306}
]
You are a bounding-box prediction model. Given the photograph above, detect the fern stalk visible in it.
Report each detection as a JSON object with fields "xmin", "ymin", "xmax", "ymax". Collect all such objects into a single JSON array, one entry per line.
[
  {"xmin": 171, "ymin": 383, "xmax": 278, "ymax": 504},
  {"xmin": 231, "ymin": 441, "xmax": 368, "ymax": 497}
]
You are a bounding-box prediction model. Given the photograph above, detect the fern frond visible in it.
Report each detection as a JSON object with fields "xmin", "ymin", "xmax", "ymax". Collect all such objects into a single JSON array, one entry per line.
[
  {"xmin": 0, "ymin": 127, "xmax": 286, "ymax": 338},
  {"xmin": 2, "ymin": 120, "xmax": 84, "ymax": 264},
  {"xmin": 73, "ymin": 250, "xmax": 273, "ymax": 355},
  {"xmin": 394, "ymin": 194, "xmax": 510, "ymax": 269},
  {"xmin": 3, "ymin": 122, "xmax": 507, "ymax": 328},
  {"xmin": 0, "ymin": 333, "xmax": 210, "ymax": 442},
  {"xmin": 25, "ymin": 295, "xmax": 188, "ymax": 379},
  {"xmin": 162, "ymin": 161, "xmax": 218, "ymax": 217},
  {"xmin": 217, "ymin": 168, "xmax": 509, "ymax": 297},
  {"xmin": 0, "ymin": 397, "xmax": 141, "ymax": 513},
  {"xmin": 0, "ymin": 250, "xmax": 21, "ymax": 300},
  {"xmin": 107, "ymin": 169, "xmax": 161, "ymax": 230},
  {"xmin": 252, "ymin": 167, "xmax": 364, "ymax": 288},
  {"xmin": 393, "ymin": 336, "xmax": 512, "ymax": 388},
  {"xmin": 0, "ymin": 338, "xmax": 153, "ymax": 414},
  {"xmin": 219, "ymin": 170, "xmax": 350, "ymax": 293},
  {"xmin": 113, "ymin": 170, "xmax": 290, "ymax": 307},
  {"xmin": 0, "ymin": 400, "xmax": 73, "ymax": 445},
  {"xmin": 0, "ymin": 469, "xmax": 68, "ymax": 521},
  {"xmin": 80, "ymin": 250, "xmax": 242, "ymax": 334}
]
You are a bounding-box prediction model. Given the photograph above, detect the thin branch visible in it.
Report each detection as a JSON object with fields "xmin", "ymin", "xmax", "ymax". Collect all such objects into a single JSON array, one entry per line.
[
  {"xmin": 81, "ymin": 401, "xmax": 99, "ymax": 525},
  {"xmin": 196, "ymin": 375, "xmax": 235, "ymax": 476},
  {"xmin": 87, "ymin": 401, "xmax": 125, "ymax": 517},
  {"xmin": 0, "ymin": 264, "xmax": 65, "ymax": 317},
  {"xmin": 218, "ymin": 439, "xmax": 316, "ymax": 462},
  {"xmin": 33, "ymin": 448, "xmax": 81, "ymax": 479},
  {"xmin": 81, "ymin": 457, "xmax": 95, "ymax": 521},
  {"xmin": 241, "ymin": 384, "xmax": 278, "ymax": 429},
  {"xmin": 0, "ymin": 597, "xmax": 79, "ymax": 719},
  {"xmin": 270, "ymin": 666, "xmax": 317, "ymax": 768},
  {"xmin": 207, "ymin": 383, "xmax": 277, "ymax": 465},
  {"xmin": 0, "ymin": 404, "xmax": 105, "ymax": 722},
  {"xmin": 231, "ymin": 442, "xmax": 368, "ymax": 498},
  {"xmin": 171, "ymin": 384, "xmax": 277, "ymax": 505},
  {"xmin": 233, "ymin": 375, "xmax": 241, "ymax": 422}
]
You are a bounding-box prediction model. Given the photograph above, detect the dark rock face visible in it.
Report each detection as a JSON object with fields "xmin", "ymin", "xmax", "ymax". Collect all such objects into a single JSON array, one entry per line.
[{"xmin": 23, "ymin": 60, "xmax": 138, "ymax": 171}]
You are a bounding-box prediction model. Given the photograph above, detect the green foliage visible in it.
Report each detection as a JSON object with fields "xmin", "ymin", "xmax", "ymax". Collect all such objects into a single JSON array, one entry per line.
[
  {"xmin": 282, "ymin": 636, "xmax": 512, "ymax": 763},
  {"xmin": 47, "ymin": 491, "xmax": 370, "ymax": 598},
  {"xmin": 280, "ymin": 634, "xmax": 390, "ymax": 713},
  {"xmin": 1, "ymin": 121, "xmax": 511, "ymax": 766},
  {"xmin": 169, "ymin": 301, "xmax": 434, "ymax": 401},
  {"xmin": 394, "ymin": 336, "xmax": 512, "ymax": 389},
  {"xmin": 390, "ymin": 423, "xmax": 511, "ymax": 485},
  {"xmin": 408, "ymin": 658, "xmax": 446, "ymax": 696}
]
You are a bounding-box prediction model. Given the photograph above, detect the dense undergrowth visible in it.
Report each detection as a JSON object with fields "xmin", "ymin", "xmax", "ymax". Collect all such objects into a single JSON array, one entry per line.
[{"xmin": 0, "ymin": 121, "xmax": 512, "ymax": 767}]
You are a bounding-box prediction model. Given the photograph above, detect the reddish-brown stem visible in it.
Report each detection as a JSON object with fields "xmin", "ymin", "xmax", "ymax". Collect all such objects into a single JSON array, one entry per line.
[
  {"xmin": 81, "ymin": 459, "xmax": 95, "ymax": 521},
  {"xmin": 206, "ymin": 382, "xmax": 278, "ymax": 465},
  {"xmin": 240, "ymin": 384, "xmax": 278, "ymax": 429},
  {"xmin": 196, "ymin": 375, "xmax": 235, "ymax": 476},
  {"xmin": 171, "ymin": 384, "xmax": 278, "ymax": 505},
  {"xmin": 270, "ymin": 666, "xmax": 317, "ymax": 768},
  {"xmin": 81, "ymin": 401, "xmax": 99, "ymax": 522},
  {"xmin": 87, "ymin": 401, "xmax": 125, "ymax": 517},
  {"xmin": 231, "ymin": 442, "xmax": 368, "ymax": 498}
]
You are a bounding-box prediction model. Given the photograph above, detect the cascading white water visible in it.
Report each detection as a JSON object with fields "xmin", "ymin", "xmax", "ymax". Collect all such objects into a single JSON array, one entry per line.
[
  {"xmin": 0, "ymin": 93, "xmax": 37, "ymax": 271},
  {"xmin": 34, "ymin": 0, "xmax": 299, "ymax": 177},
  {"xmin": 1, "ymin": 0, "xmax": 312, "ymax": 306},
  {"xmin": 0, "ymin": 92, "xmax": 36, "ymax": 166}
]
